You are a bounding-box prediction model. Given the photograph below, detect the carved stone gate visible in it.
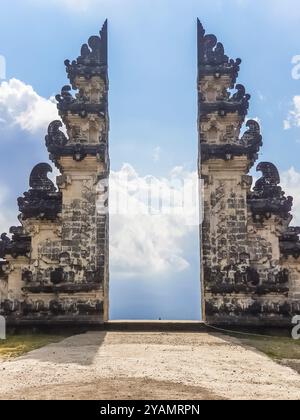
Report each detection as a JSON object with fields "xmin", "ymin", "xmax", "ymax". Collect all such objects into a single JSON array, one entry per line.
[
  {"xmin": 198, "ymin": 20, "xmax": 300, "ymax": 326},
  {"xmin": 0, "ymin": 21, "xmax": 299, "ymax": 327},
  {"xmin": 0, "ymin": 22, "xmax": 109, "ymax": 326}
]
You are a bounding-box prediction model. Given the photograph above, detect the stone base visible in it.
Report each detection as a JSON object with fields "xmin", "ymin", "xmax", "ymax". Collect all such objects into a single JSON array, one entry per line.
[
  {"xmin": 206, "ymin": 315, "xmax": 294, "ymax": 330},
  {"xmin": 104, "ymin": 321, "xmax": 208, "ymax": 333},
  {"xmin": 5, "ymin": 315, "xmax": 104, "ymax": 329},
  {"xmin": 4, "ymin": 318, "xmax": 294, "ymax": 337}
]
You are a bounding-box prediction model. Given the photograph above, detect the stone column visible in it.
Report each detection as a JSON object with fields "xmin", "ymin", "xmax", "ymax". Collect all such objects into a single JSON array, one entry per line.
[{"xmin": 45, "ymin": 21, "xmax": 110, "ymax": 323}]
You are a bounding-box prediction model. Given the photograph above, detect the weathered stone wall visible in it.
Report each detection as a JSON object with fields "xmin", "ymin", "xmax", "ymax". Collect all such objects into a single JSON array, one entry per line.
[
  {"xmin": 198, "ymin": 20, "xmax": 300, "ymax": 326},
  {"xmin": 0, "ymin": 268, "xmax": 7, "ymax": 303},
  {"xmin": 0, "ymin": 22, "xmax": 110, "ymax": 326}
]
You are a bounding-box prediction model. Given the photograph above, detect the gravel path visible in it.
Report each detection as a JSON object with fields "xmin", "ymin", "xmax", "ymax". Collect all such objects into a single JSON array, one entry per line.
[{"xmin": 0, "ymin": 332, "xmax": 299, "ymax": 400}]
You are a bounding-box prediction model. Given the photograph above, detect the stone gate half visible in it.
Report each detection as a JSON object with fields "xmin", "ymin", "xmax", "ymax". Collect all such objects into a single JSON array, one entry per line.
[
  {"xmin": 198, "ymin": 20, "xmax": 300, "ymax": 327},
  {"xmin": 0, "ymin": 22, "xmax": 109, "ymax": 327}
]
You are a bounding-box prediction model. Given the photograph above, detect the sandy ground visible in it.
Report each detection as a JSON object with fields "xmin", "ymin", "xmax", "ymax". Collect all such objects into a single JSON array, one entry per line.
[{"xmin": 0, "ymin": 332, "xmax": 299, "ymax": 400}]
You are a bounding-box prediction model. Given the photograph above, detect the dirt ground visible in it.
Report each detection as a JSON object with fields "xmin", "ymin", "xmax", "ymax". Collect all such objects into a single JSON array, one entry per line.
[{"xmin": 0, "ymin": 332, "xmax": 299, "ymax": 400}]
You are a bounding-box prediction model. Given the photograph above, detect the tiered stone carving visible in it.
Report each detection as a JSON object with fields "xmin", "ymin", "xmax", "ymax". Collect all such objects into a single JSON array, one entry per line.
[
  {"xmin": 198, "ymin": 20, "xmax": 300, "ymax": 326},
  {"xmin": 0, "ymin": 21, "xmax": 109, "ymax": 326}
]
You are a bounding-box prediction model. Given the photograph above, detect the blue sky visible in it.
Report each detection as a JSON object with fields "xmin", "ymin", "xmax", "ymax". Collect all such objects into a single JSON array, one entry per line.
[{"xmin": 1, "ymin": 0, "xmax": 300, "ymax": 320}]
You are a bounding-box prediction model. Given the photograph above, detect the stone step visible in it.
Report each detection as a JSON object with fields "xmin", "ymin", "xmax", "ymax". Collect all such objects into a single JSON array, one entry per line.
[{"xmin": 103, "ymin": 321, "xmax": 208, "ymax": 333}]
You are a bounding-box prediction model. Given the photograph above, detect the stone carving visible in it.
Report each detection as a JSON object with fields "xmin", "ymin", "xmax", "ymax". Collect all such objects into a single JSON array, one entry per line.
[
  {"xmin": 240, "ymin": 120, "xmax": 262, "ymax": 146},
  {"xmin": 0, "ymin": 233, "xmax": 11, "ymax": 258},
  {"xmin": 197, "ymin": 19, "xmax": 242, "ymax": 87},
  {"xmin": 0, "ymin": 260, "xmax": 7, "ymax": 278},
  {"xmin": 46, "ymin": 121, "xmax": 107, "ymax": 167},
  {"xmin": 56, "ymin": 85, "xmax": 105, "ymax": 118},
  {"xmin": 280, "ymin": 227, "xmax": 300, "ymax": 259},
  {"xmin": 46, "ymin": 121, "xmax": 68, "ymax": 148},
  {"xmin": 0, "ymin": 227, "xmax": 31, "ymax": 259},
  {"xmin": 65, "ymin": 20, "xmax": 108, "ymax": 88},
  {"xmin": 50, "ymin": 268, "xmax": 65, "ymax": 285},
  {"xmin": 205, "ymin": 298, "xmax": 292, "ymax": 318},
  {"xmin": 199, "ymin": 25, "xmax": 229, "ymax": 65},
  {"xmin": 230, "ymin": 84, "xmax": 250, "ymax": 102},
  {"xmin": 29, "ymin": 163, "xmax": 56, "ymax": 192},
  {"xmin": 254, "ymin": 162, "xmax": 281, "ymax": 194},
  {"xmin": 55, "ymin": 85, "xmax": 75, "ymax": 105},
  {"xmin": 201, "ymin": 119, "xmax": 263, "ymax": 164},
  {"xmin": 18, "ymin": 163, "xmax": 62, "ymax": 221},
  {"xmin": 200, "ymin": 83, "xmax": 251, "ymax": 118},
  {"xmin": 249, "ymin": 162, "xmax": 293, "ymax": 221}
]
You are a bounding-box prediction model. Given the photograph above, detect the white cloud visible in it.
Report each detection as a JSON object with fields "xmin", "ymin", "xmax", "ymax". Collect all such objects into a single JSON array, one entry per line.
[
  {"xmin": 109, "ymin": 164, "xmax": 199, "ymax": 279},
  {"xmin": 284, "ymin": 96, "xmax": 300, "ymax": 130},
  {"xmin": 0, "ymin": 78, "xmax": 58, "ymax": 135}
]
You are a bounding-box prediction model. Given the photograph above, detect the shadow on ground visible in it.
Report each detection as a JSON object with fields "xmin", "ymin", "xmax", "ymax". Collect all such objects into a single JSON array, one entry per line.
[{"xmin": 18, "ymin": 332, "xmax": 107, "ymax": 367}]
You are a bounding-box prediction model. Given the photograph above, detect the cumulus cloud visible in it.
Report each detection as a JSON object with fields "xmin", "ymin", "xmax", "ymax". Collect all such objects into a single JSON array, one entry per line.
[
  {"xmin": 0, "ymin": 78, "xmax": 58, "ymax": 135},
  {"xmin": 284, "ymin": 96, "xmax": 300, "ymax": 130},
  {"xmin": 109, "ymin": 164, "xmax": 200, "ymax": 279}
]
